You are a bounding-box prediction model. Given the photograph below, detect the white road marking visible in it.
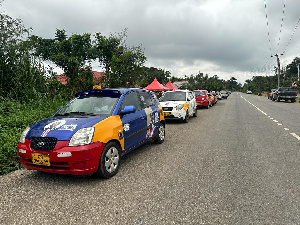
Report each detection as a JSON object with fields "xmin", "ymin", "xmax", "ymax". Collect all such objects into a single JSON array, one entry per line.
[
  {"xmin": 241, "ymin": 95, "xmax": 300, "ymax": 141},
  {"xmin": 290, "ymin": 133, "xmax": 300, "ymax": 141}
]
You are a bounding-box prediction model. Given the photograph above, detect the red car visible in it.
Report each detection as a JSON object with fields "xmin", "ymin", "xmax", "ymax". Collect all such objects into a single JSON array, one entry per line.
[{"xmin": 193, "ymin": 90, "xmax": 211, "ymax": 109}]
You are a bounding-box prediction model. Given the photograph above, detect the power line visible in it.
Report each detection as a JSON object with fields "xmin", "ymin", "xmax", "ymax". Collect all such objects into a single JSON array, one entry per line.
[
  {"xmin": 264, "ymin": 0, "xmax": 272, "ymax": 56},
  {"xmin": 276, "ymin": 0, "xmax": 286, "ymax": 54},
  {"xmin": 282, "ymin": 18, "xmax": 300, "ymax": 55}
]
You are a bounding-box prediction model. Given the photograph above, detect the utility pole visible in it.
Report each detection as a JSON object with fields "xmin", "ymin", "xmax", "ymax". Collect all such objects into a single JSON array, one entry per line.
[
  {"xmin": 298, "ymin": 63, "xmax": 300, "ymax": 82},
  {"xmin": 273, "ymin": 54, "xmax": 281, "ymax": 88}
]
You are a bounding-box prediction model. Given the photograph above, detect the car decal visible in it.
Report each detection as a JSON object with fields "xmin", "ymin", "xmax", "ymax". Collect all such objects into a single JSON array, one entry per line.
[
  {"xmin": 42, "ymin": 120, "xmax": 66, "ymax": 137},
  {"xmin": 123, "ymin": 123, "xmax": 130, "ymax": 131}
]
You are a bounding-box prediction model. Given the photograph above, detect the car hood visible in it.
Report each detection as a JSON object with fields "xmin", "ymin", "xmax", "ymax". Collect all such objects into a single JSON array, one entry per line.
[
  {"xmin": 160, "ymin": 101, "xmax": 186, "ymax": 107},
  {"xmin": 26, "ymin": 117, "xmax": 107, "ymax": 140}
]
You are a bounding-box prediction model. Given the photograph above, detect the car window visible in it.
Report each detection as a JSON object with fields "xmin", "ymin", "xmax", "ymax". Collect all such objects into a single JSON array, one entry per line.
[
  {"xmin": 188, "ymin": 92, "xmax": 194, "ymax": 101},
  {"xmin": 120, "ymin": 91, "xmax": 142, "ymax": 112},
  {"xmin": 138, "ymin": 91, "xmax": 155, "ymax": 108},
  {"xmin": 194, "ymin": 91, "xmax": 205, "ymax": 96},
  {"xmin": 160, "ymin": 91, "xmax": 186, "ymax": 101}
]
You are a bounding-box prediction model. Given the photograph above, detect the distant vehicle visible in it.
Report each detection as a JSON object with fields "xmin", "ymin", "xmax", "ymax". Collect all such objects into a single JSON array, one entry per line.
[
  {"xmin": 268, "ymin": 89, "xmax": 276, "ymax": 100},
  {"xmin": 159, "ymin": 90, "xmax": 197, "ymax": 122},
  {"xmin": 246, "ymin": 90, "xmax": 252, "ymax": 94},
  {"xmin": 17, "ymin": 88, "xmax": 165, "ymax": 178},
  {"xmin": 215, "ymin": 91, "xmax": 222, "ymax": 100},
  {"xmin": 272, "ymin": 87, "xmax": 297, "ymax": 102},
  {"xmin": 220, "ymin": 90, "xmax": 229, "ymax": 99},
  {"xmin": 193, "ymin": 90, "xmax": 211, "ymax": 109}
]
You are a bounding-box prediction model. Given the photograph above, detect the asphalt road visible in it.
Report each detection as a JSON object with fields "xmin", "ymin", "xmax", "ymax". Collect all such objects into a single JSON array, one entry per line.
[{"xmin": 1, "ymin": 92, "xmax": 300, "ymax": 224}]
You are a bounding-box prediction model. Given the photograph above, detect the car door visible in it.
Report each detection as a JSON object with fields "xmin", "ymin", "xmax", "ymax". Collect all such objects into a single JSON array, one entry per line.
[
  {"xmin": 138, "ymin": 90, "xmax": 159, "ymax": 140},
  {"xmin": 119, "ymin": 91, "xmax": 147, "ymax": 151},
  {"xmin": 187, "ymin": 91, "xmax": 195, "ymax": 116}
]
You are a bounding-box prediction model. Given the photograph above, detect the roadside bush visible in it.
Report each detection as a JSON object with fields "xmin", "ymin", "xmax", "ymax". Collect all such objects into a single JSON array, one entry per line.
[{"xmin": 0, "ymin": 96, "xmax": 67, "ymax": 175}]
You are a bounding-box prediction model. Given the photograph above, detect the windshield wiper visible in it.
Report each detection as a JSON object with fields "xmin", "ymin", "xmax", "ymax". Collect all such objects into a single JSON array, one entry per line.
[{"xmin": 55, "ymin": 112, "xmax": 97, "ymax": 117}]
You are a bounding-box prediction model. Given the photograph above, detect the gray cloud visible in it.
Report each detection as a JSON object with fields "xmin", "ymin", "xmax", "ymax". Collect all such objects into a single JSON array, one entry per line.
[{"xmin": 2, "ymin": 0, "xmax": 299, "ymax": 84}]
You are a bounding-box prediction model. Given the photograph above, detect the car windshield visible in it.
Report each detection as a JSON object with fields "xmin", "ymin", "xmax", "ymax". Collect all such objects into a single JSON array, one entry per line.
[
  {"xmin": 54, "ymin": 95, "xmax": 119, "ymax": 117},
  {"xmin": 194, "ymin": 91, "xmax": 205, "ymax": 96},
  {"xmin": 160, "ymin": 91, "xmax": 186, "ymax": 101}
]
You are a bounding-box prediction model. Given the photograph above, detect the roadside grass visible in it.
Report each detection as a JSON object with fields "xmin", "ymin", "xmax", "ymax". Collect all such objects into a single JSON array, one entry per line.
[
  {"xmin": 296, "ymin": 97, "xmax": 300, "ymax": 103},
  {"xmin": 0, "ymin": 97, "xmax": 67, "ymax": 175}
]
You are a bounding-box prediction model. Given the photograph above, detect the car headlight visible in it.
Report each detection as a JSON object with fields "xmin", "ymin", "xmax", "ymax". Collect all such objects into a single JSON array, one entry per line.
[
  {"xmin": 19, "ymin": 126, "xmax": 30, "ymax": 143},
  {"xmin": 175, "ymin": 104, "xmax": 184, "ymax": 110},
  {"xmin": 69, "ymin": 127, "xmax": 95, "ymax": 146}
]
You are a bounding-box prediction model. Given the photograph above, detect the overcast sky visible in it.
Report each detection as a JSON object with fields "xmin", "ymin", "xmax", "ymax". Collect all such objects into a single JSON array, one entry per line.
[{"xmin": 2, "ymin": 0, "xmax": 300, "ymax": 84}]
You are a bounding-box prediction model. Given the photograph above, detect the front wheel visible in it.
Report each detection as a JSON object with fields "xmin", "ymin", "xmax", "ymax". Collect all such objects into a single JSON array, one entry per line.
[
  {"xmin": 96, "ymin": 142, "xmax": 121, "ymax": 179},
  {"xmin": 154, "ymin": 123, "xmax": 165, "ymax": 144},
  {"xmin": 183, "ymin": 110, "xmax": 189, "ymax": 123}
]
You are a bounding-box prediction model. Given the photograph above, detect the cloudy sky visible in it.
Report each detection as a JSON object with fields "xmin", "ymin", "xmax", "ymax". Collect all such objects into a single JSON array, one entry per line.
[{"xmin": 2, "ymin": 0, "xmax": 299, "ymax": 84}]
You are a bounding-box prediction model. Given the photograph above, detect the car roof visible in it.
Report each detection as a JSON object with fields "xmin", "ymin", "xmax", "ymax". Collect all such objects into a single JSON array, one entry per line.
[
  {"xmin": 193, "ymin": 90, "xmax": 207, "ymax": 92},
  {"xmin": 75, "ymin": 88, "xmax": 148, "ymax": 97}
]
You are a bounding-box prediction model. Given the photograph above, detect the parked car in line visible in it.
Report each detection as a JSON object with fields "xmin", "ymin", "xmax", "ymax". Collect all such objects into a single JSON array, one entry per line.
[
  {"xmin": 209, "ymin": 91, "xmax": 216, "ymax": 105},
  {"xmin": 272, "ymin": 87, "xmax": 297, "ymax": 102},
  {"xmin": 17, "ymin": 88, "xmax": 165, "ymax": 178},
  {"xmin": 193, "ymin": 89, "xmax": 211, "ymax": 109},
  {"xmin": 220, "ymin": 90, "xmax": 229, "ymax": 99},
  {"xmin": 159, "ymin": 90, "xmax": 197, "ymax": 122},
  {"xmin": 268, "ymin": 89, "xmax": 277, "ymax": 100},
  {"xmin": 212, "ymin": 91, "xmax": 218, "ymax": 104},
  {"xmin": 215, "ymin": 91, "xmax": 222, "ymax": 100},
  {"xmin": 246, "ymin": 90, "xmax": 252, "ymax": 94}
]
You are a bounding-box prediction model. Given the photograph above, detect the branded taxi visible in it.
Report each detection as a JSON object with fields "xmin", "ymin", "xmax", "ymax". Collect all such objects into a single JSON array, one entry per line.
[
  {"xmin": 159, "ymin": 90, "xmax": 197, "ymax": 123},
  {"xmin": 17, "ymin": 88, "xmax": 165, "ymax": 178}
]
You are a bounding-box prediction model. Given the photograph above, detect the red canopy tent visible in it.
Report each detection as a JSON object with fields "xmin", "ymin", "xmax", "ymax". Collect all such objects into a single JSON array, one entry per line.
[
  {"xmin": 165, "ymin": 80, "xmax": 179, "ymax": 90},
  {"xmin": 144, "ymin": 78, "xmax": 169, "ymax": 91}
]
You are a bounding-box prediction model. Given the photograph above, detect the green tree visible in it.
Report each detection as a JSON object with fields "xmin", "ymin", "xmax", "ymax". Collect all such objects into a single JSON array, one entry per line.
[
  {"xmin": 0, "ymin": 2, "xmax": 47, "ymax": 100},
  {"xmin": 31, "ymin": 29, "xmax": 94, "ymax": 92}
]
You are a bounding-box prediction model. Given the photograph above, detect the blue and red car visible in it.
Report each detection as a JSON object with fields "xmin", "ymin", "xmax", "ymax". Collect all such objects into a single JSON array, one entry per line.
[{"xmin": 17, "ymin": 88, "xmax": 165, "ymax": 178}]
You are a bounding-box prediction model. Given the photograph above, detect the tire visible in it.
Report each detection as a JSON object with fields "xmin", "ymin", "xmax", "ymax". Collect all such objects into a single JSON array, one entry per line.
[
  {"xmin": 154, "ymin": 123, "xmax": 165, "ymax": 144},
  {"xmin": 193, "ymin": 108, "xmax": 198, "ymax": 117},
  {"xmin": 96, "ymin": 142, "xmax": 121, "ymax": 179},
  {"xmin": 183, "ymin": 110, "xmax": 189, "ymax": 123},
  {"xmin": 206, "ymin": 104, "xmax": 209, "ymax": 109},
  {"xmin": 291, "ymin": 99, "xmax": 296, "ymax": 103}
]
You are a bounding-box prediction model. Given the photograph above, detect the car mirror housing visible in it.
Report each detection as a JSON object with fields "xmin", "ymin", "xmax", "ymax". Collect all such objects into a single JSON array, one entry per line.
[{"xmin": 120, "ymin": 105, "xmax": 136, "ymax": 115}]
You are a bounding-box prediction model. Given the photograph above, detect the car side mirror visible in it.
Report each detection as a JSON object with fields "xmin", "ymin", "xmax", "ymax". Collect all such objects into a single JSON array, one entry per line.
[{"xmin": 120, "ymin": 105, "xmax": 136, "ymax": 115}]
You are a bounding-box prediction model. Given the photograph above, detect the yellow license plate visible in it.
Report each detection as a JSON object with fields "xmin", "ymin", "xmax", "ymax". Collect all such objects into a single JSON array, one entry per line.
[
  {"xmin": 32, "ymin": 153, "xmax": 50, "ymax": 166},
  {"xmin": 164, "ymin": 112, "xmax": 170, "ymax": 117}
]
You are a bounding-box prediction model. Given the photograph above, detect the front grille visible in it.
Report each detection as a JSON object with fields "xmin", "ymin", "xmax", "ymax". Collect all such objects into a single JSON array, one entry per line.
[
  {"xmin": 30, "ymin": 137, "xmax": 58, "ymax": 151},
  {"xmin": 163, "ymin": 107, "xmax": 173, "ymax": 111}
]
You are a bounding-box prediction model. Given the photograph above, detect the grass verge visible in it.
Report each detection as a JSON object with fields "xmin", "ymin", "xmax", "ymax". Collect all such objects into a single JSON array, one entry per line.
[{"xmin": 0, "ymin": 97, "xmax": 67, "ymax": 175}]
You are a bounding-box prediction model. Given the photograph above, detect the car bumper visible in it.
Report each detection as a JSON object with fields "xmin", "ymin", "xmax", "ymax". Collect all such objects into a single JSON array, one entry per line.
[
  {"xmin": 196, "ymin": 101, "xmax": 209, "ymax": 107},
  {"xmin": 17, "ymin": 140, "xmax": 105, "ymax": 175},
  {"xmin": 163, "ymin": 109, "xmax": 187, "ymax": 120}
]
